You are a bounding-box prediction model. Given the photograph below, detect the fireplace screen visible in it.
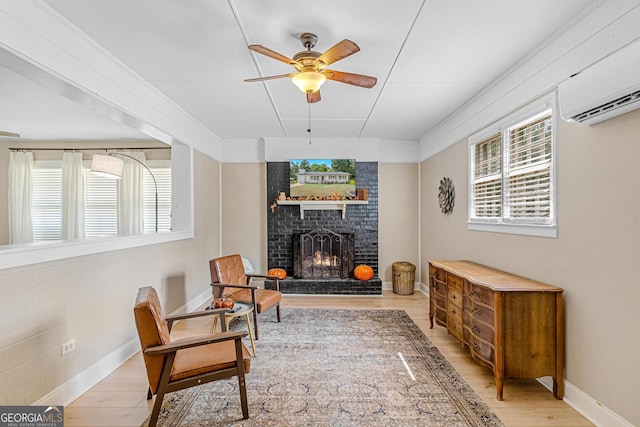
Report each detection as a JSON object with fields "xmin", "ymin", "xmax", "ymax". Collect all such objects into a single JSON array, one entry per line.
[{"xmin": 293, "ymin": 229, "xmax": 354, "ymax": 279}]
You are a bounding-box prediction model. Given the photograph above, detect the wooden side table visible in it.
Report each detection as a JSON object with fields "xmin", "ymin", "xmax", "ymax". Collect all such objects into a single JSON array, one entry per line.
[{"xmin": 210, "ymin": 301, "xmax": 256, "ymax": 356}]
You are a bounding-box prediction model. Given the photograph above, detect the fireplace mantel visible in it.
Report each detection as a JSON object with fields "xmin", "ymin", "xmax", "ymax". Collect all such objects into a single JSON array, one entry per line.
[{"xmin": 277, "ymin": 200, "xmax": 369, "ymax": 219}]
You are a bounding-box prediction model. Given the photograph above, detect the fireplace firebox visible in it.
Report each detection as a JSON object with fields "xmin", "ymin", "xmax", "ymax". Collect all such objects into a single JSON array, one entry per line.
[{"xmin": 293, "ymin": 229, "xmax": 354, "ymax": 279}]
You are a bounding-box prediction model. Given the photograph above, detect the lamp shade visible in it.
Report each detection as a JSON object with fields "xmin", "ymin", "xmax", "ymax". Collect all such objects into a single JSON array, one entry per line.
[
  {"xmin": 291, "ymin": 71, "xmax": 326, "ymax": 93},
  {"xmin": 90, "ymin": 154, "xmax": 124, "ymax": 179}
]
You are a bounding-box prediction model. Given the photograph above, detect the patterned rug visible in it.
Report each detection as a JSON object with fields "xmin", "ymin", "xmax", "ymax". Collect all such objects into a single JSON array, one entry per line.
[{"xmin": 142, "ymin": 309, "xmax": 504, "ymax": 426}]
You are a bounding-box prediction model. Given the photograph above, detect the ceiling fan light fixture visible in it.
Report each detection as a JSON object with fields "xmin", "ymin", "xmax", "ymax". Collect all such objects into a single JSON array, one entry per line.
[{"xmin": 291, "ymin": 71, "xmax": 326, "ymax": 94}]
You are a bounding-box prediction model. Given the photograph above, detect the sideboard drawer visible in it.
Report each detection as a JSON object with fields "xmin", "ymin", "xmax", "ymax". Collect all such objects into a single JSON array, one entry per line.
[
  {"xmin": 466, "ymin": 299, "xmax": 494, "ymax": 326},
  {"xmin": 448, "ymin": 288, "xmax": 462, "ymax": 308},
  {"xmin": 431, "ymin": 293, "xmax": 446, "ymax": 310},
  {"xmin": 467, "ymin": 334, "xmax": 495, "ymax": 366},
  {"xmin": 467, "ymin": 318, "xmax": 495, "ymax": 344},
  {"xmin": 447, "ymin": 299, "xmax": 462, "ymax": 316},
  {"xmin": 448, "ymin": 275, "xmax": 464, "ymax": 290},
  {"xmin": 431, "ymin": 280, "xmax": 446, "ymax": 297},
  {"xmin": 434, "ymin": 307, "xmax": 446, "ymax": 325},
  {"xmin": 467, "ymin": 283, "xmax": 495, "ymax": 307},
  {"xmin": 447, "ymin": 315, "xmax": 463, "ymax": 341}
]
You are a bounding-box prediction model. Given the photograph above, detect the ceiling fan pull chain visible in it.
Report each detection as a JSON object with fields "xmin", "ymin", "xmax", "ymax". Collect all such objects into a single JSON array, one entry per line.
[{"xmin": 308, "ymin": 102, "xmax": 312, "ymax": 145}]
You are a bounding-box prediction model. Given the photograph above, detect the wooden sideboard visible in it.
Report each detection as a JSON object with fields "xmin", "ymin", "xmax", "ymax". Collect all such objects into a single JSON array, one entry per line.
[{"xmin": 429, "ymin": 260, "xmax": 564, "ymax": 400}]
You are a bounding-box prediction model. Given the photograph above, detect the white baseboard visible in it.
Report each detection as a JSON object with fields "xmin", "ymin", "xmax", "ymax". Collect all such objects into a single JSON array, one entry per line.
[
  {"xmin": 382, "ymin": 281, "xmax": 428, "ymax": 294},
  {"xmin": 34, "ymin": 287, "xmax": 212, "ymax": 407},
  {"xmin": 34, "ymin": 338, "xmax": 141, "ymax": 406},
  {"xmin": 179, "ymin": 287, "xmax": 213, "ymax": 313},
  {"xmin": 418, "ymin": 281, "xmax": 429, "ymax": 295},
  {"xmin": 538, "ymin": 377, "xmax": 634, "ymax": 427}
]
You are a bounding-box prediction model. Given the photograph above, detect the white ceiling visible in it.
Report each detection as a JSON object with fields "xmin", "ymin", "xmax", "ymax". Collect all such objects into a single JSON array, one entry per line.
[{"xmin": 0, "ymin": 0, "xmax": 594, "ymax": 143}]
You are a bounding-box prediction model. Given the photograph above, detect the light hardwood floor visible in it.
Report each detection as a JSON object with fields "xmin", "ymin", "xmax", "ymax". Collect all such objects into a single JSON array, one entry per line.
[{"xmin": 65, "ymin": 291, "xmax": 593, "ymax": 426}]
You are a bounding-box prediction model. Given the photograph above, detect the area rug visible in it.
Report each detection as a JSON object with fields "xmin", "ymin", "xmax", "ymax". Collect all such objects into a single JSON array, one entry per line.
[{"xmin": 142, "ymin": 309, "xmax": 504, "ymax": 426}]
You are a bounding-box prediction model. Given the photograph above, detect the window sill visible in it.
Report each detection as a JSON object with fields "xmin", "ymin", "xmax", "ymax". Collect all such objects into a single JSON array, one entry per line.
[
  {"xmin": 467, "ymin": 222, "xmax": 557, "ymax": 238},
  {"xmin": 0, "ymin": 231, "xmax": 194, "ymax": 270}
]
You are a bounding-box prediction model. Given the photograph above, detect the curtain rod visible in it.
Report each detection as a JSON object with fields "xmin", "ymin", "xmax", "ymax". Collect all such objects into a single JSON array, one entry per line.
[{"xmin": 9, "ymin": 147, "xmax": 170, "ymax": 151}]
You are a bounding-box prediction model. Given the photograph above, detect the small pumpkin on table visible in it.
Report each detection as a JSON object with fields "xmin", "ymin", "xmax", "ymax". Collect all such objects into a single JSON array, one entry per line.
[{"xmin": 212, "ymin": 297, "xmax": 235, "ymax": 309}]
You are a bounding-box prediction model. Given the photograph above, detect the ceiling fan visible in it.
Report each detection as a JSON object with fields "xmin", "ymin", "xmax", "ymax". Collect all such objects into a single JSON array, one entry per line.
[{"xmin": 245, "ymin": 32, "xmax": 377, "ymax": 103}]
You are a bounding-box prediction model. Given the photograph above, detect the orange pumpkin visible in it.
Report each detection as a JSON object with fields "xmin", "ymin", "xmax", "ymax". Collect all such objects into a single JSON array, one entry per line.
[
  {"xmin": 354, "ymin": 265, "xmax": 374, "ymax": 281},
  {"xmin": 268, "ymin": 268, "xmax": 287, "ymax": 279}
]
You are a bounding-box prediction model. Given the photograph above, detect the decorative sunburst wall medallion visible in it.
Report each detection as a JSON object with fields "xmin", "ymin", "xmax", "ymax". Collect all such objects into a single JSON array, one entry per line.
[{"xmin": 438, "ymin": 177, "xmax": 455, "ymax": 214}]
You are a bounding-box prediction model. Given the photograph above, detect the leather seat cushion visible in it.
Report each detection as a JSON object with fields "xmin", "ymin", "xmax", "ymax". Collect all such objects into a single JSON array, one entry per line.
[
  {"xmin": 230, "ymin": 288, "xmax": 281, "ymax": 313},
  {"xmin": 170, "ymin": 338, "xmax": 251, "ymax": 381}
]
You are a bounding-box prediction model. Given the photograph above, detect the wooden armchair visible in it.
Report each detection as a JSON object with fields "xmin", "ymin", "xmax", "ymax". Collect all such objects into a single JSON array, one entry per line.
[
  {"xmin": 133, "ymin": 286, "xmax": 251, "ymax": 426},
  {"xmin": 210, "ymin": 254, "xmax": 282, "ymax": 339}
]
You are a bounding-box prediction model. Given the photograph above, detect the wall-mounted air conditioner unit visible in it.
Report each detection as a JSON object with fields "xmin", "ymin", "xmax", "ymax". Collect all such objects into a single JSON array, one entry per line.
[{"xmin": 558, "ymin": 39, "xmax": 640, "ymax": 125}]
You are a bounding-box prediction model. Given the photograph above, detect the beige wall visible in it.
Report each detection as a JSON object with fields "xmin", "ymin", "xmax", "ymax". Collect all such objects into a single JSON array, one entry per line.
[
  {"xmin": 220, "ymin": 163, "xmax": 267, "ymax": 272},
  {"xmin": 0, "ymin": 150, "xmax": 220, "ymax": 405},
  {"xmin": 379, "ymin": 163, "xmax": 420, "ymax": 283},
  {"xmin": 420, "ymin": 109, "xmax": 640, "ymax": 426}
]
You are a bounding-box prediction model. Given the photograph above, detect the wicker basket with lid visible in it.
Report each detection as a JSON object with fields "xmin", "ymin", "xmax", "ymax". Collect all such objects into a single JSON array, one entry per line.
[{"xmin": 392, "ymin": 261, "xmax": 416, "ymax": 295}]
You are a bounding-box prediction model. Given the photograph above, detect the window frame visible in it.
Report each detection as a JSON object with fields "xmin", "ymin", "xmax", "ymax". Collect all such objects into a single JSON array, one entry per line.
[{"xmin": 467, "ymin": 94, "xmax": 558, "ymax": 238}]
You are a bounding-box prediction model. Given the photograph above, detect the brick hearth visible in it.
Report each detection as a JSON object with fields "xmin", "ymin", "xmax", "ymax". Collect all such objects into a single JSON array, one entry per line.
[{"xmin": 266, "ymin": 278, "xmax": 382, "ymax": 295}]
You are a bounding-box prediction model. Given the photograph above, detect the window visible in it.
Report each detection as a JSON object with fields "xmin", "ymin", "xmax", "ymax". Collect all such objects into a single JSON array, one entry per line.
[
  {"xmin": 31, "ymin": 160, "xmax": 171, "ymax": 240},
  {"xmin": 468, "ymin": 98, "xmax": 556, "ymax": 238}
]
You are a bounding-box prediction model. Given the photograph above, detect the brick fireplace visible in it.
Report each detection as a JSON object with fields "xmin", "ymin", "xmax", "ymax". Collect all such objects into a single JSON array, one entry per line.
[
  {"xmin": 266, "ymin": 162, "xmax": 381, "ymax": 294},
  {"xmin": 293, "ymin": 229, "xmax": 354, "ymax": 279}
]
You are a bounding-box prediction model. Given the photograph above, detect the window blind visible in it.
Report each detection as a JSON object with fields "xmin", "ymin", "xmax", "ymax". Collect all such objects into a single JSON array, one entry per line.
[
  {"xmin": 84, "ymin": 168, "xmax": 118, "ymax": 237},
  {"xmin": 472, "ymin": 133, "xmax": 502, "ymax": 218},
  {"xmin": 32, "ymin": 161, "xmax": 62, "ymax": 240},
  {"xmin": 505, "ymin": 114, "xmax": 552, "ymax": 221}
]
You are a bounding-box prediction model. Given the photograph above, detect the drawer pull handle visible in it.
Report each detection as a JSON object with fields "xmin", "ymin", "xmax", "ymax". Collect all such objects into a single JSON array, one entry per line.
[
  {"xmin": 451, "ymin": 295, "xmax": 457, "ymax": 300},
  {"xmin": 471, "ymin": 325, "xmax": 481, "ymax": 333},
  {"xmin": 472, "ymin": 308, "xmax": 480, "ymax": 315},
  {"xmin": 470, "ymin": 290, "xmax": 481, "ymax": 298}
]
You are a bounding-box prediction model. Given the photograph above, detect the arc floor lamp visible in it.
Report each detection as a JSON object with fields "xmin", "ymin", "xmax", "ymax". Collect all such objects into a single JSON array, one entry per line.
[{"xmin": 90, "ymin": 152, "xmax": 158, "ymax": 233}]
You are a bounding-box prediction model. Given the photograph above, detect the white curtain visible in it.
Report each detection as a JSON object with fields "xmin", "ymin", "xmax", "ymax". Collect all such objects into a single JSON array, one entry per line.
[
  {"xmin": 8, "ymin": 151, "xmax": 34, "ymax": 244},
  {"xmin": 62, "ymin": 151, "xmax": 85, "ymax": 240},
  {"xmin": 117, "ymin": 151, "xmax": 146, "ymax": 235}
]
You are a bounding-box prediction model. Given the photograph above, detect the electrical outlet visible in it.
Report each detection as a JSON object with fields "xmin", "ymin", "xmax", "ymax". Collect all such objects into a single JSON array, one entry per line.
[{"xmin": 61, "ymin": 339, "xmax": 75, "ymax": 355}]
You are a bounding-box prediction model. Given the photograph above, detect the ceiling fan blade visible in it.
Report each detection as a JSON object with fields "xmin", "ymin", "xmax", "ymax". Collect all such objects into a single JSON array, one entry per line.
[
  {"xmin": 324, "ymin": 70, "xmax": 377, "ymax": 88},
  {"xmin": 315, "ymin": 39, "xmax": 360, "ymax": 67},
  {"xmin": 248, "ymin": 45, "xmax": 298, "ymax": 66},
  {"xmin": 307, "ymin": 91, "xmax": 321, "ymax": 103},
  {"xmin": 244, "ymin": 73, "xmax": 295, "ymax": 82},
  {"xmin": 0, "ymin": 130, "xmax": 21, "ymax": 138}
]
